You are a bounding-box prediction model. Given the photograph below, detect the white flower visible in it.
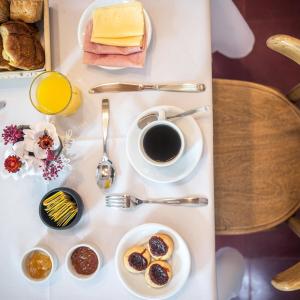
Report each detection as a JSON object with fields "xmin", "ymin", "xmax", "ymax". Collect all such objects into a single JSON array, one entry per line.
[
  {"xmin": 1, "ymin": 149, "xmax": 44, "ymax": 180},
  {"xmin": 12, "ymin": 141, "xmax": 28, "ymax": 159},
  {"xmin": 23, "ymin": 154, "xmax": 44, "ymax": 175},
  {"xmin": 23, "ymin": 122, "xmax": 60, "ymax": 160}
]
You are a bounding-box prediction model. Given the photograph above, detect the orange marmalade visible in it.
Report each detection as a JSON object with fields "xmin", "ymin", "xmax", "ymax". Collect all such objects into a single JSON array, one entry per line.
[{"xmin": 26, "ymin": 250, "xmax": 52, "ymax": 279}]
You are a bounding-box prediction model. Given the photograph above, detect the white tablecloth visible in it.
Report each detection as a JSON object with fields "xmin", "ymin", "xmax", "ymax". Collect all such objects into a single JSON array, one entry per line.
[{"xmin": 0, "ymin": 1, "xmax": 216, "ymax": 299}]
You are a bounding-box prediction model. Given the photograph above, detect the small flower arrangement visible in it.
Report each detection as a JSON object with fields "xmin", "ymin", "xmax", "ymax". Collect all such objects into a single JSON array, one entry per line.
[{"xmin": 1, "ymin": 122, "xmax": 72, "ymax": 181}]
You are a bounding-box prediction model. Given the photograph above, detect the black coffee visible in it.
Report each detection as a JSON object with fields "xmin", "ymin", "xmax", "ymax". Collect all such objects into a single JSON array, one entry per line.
[{"xmin": 143, "ymin": 125, "xmax": 182, "ymax": 162}]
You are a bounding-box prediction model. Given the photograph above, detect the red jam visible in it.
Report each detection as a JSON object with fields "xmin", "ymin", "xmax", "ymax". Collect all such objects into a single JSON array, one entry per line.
[
  {"xmin": 128, "ymin": 250, "xmax": 148, "ymax": 271},
  {"xmin": 149, "ymin": 263, "xmax": 169, "ymax": 285},
  {"xmin": 149, "ymin": 236, "xmax": 168, "ymax": 256}
]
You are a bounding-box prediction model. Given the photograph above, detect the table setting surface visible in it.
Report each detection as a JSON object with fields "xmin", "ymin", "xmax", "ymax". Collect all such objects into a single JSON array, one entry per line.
[{"xmin": 0, "ymin": 0, "xmax": 216, "ymax": 299}]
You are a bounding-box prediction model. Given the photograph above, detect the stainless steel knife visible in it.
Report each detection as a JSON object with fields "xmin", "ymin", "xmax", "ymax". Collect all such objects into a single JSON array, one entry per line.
[{"xmin": 89, "ymin": 82, "xmax": 206, "ymax": 94}]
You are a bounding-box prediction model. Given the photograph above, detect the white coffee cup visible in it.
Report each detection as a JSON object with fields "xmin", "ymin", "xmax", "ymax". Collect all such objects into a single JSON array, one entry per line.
[{"xmin": 138, "ymin": 109, "xmax": 185, "ymax": 167}]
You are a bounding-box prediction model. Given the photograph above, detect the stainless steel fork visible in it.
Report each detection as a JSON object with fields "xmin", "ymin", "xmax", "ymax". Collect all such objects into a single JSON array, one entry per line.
[{"xmin": 105, "ymin": 194, "xmax": 208, "ymax": 208}]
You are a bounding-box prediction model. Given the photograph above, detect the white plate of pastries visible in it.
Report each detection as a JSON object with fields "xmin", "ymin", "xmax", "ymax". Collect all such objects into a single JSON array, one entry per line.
[
  {"xmin": 115, "ymin": 223, "xmax": 191, "ymax": 300},
  {"xmin": 78, "ymin": 0, "xmax": 152, "ymax": 70}
]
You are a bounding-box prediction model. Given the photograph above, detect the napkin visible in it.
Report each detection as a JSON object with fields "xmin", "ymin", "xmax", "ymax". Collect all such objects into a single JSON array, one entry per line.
[{"xmin": 1, "ymin": 1, "xmax": 216, "ymax": 299}]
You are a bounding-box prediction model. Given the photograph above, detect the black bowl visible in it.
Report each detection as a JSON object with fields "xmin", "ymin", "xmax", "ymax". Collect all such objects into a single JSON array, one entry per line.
[{"xmin": 39, "ymin": 187, "xmax": 84, "ymax": 230}]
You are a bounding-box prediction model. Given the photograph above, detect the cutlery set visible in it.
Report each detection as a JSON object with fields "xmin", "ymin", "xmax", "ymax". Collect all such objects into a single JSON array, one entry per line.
[{"xmin": 95, "ymin": 82, "xmax": 209, "ymax": 209}]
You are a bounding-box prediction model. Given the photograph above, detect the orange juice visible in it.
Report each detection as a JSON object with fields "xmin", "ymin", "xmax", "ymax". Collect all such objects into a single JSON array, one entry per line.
[
  {"xmin": 60, "ymin": 86, "xmax": 82, "ymax": 116},
  {"xmin": 30, "ymin": 71, "xmax": 82, "ymax": 116}
]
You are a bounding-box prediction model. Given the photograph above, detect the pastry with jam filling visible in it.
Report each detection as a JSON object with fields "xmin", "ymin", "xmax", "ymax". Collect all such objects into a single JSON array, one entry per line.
[
  {"xmin": 145, "ymin": 260, "xmax": 172, "ymax": 288},
  {"xmin": 148, "ymin": 233, "xmax": 174, "ymax": 260},
  {"xmin": 124, "ymin": 246, "xmax": 151, "ymax": 273}
]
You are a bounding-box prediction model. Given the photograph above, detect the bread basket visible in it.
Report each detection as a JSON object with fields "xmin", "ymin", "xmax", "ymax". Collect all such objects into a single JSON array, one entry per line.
[{"xmin": 0, "ymin": 0, "xmax": 51, "ymax": 79}]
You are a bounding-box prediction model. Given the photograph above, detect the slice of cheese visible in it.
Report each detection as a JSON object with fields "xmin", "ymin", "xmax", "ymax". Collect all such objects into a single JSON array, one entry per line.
[
  {"xmin": 92, "ymin": 1, "xmax": 144, "ymax": 39},
  {"xmin": 91, "ymin": 35, "xmax": 143, "ymax": 47}
]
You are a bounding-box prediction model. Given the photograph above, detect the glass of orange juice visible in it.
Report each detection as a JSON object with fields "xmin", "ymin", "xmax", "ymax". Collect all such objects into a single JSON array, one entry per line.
[{"xmin": 29, "ymin": 71, "xmax": 82, "ymax": 116}]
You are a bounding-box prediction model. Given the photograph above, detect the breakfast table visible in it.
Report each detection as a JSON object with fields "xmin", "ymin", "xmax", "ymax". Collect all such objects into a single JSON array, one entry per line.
[{"xmin": 0, "ymin": 0, "xmax": 216, "ymax": 299}]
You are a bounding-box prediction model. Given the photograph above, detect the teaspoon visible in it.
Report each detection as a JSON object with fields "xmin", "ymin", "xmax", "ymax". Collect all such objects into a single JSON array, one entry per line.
[
  {"xmin": 96, "ymin": 98, "xmax": 115, "ymax": 190},
  {"xmin": 137, "ymin": 105, "xmax": 210, "ymax": 129}
]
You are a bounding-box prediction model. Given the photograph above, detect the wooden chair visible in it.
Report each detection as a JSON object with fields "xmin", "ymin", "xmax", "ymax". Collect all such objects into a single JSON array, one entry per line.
[{"xmin": 213, "ymin": 35, "xmax": 300, "ymax": 291}]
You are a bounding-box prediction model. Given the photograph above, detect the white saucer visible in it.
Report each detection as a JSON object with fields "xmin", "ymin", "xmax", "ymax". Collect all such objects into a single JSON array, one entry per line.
[
  {"xmin": 115, "ymin": 223, "xmax": 191, "ymax": 300},
  {"xmin": 78, "ymin": 0, "xmax": 152, "ymax": 70},
  {"xmin": 126, "ymin": 106, "xmax": 203, "ymax": 183}
]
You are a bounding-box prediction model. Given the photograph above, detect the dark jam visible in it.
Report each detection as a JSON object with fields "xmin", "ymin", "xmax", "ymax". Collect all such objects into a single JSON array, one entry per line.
[
  {"xmin": 149, "ymin": 236, "xmax": 168, "ymax": 256},
  {"xmin": 149, "ymin": 264, "xmax": 169, "ymax": 285},
  {"xmin": 71, "ymin": 246, "xmax": 98, "ymax": 275},
  {"xmin": 128, "ymin": 251, "xmax": 148, "ymax": 271}
]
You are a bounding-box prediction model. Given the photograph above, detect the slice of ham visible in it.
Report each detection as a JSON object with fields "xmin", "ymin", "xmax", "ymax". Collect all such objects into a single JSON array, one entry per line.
[
  {"xmin": 83, "ymin": 21, "xmax": 143, "ymax": 55},
  {"xmin": 83, "ymin": 49, "xmax": 146, "ymax": 68},
  {"xmin": 83, "ymin": 22, "xmax": 147, "ymax": 68}
]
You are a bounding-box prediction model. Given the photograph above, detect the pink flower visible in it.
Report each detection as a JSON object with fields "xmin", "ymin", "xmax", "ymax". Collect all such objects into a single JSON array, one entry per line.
[
  {"xmin": 2, "ymin": 125, "xmax": 24, "ymax": 145},
  {"xmin": 46, "ymin": 149, "xmax": 56, "ymax": 161},
  {"xmin": 41, "ymin": 153, "xmax": 64, "ymax": 181}
]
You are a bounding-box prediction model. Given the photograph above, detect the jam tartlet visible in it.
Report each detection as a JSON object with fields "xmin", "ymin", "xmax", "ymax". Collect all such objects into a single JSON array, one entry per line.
[
  {"xmin": 124, "ymin": 246, "xmax": 151, "ymax": 273},
  {"xmin": 148, "ymin": 233, "xmax": 174, "ymax": 260},
  {"xmin": 145, "ymin": 260, "xmax": 172, "ymax": 288}
]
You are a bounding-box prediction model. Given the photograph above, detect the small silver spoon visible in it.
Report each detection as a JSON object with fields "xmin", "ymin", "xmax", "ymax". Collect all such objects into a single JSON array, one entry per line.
[
  {"xmin": 0, "ymin": 101, "xmax": 6, "ymax": 110},
  {"xmin": 137, "ymin": 105, "xmax": 210, "ymax": 129},
  {"xmin": 96, "ymin": 98, "xmax": 115, "ymax": 190}
]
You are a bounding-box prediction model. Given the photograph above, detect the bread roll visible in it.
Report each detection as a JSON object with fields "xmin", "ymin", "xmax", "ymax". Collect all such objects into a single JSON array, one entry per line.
[
  {"xmin": 145, "ymin": 261, "xmax": 172, "ymax": 288},
  {"xmin": 0, "ymin": 35, "xmax": 14, "ymax": 70},
  {"xmin": 123, "ymin": 246, "xmax": 151, "ymax": 273},
  {"xmin": 0, "ymin": 21, "xmax": 45, "ymax": 70},
  {"xmin": 0, "ymin": 0, "xmax": 9, "ymax": 23},
  {"xmin": 147, "ymin": 233, "xmax": 174, "ymax": 260},
  {"xmin": 10, "ymin": 0, "xmax": 43, "ymax": 23}
]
